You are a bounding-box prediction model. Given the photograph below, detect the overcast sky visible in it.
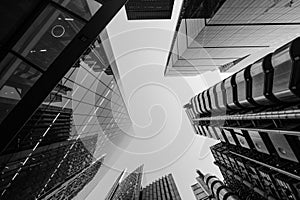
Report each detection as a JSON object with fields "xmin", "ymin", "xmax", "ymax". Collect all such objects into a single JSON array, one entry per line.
[{"xmin": 84, "ymin": 1, "xmax": 224, "ymax": 199}]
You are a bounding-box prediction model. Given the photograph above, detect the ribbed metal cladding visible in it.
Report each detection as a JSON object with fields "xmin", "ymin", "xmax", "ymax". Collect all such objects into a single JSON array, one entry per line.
[
  {"xmin": 140, "ymin": 174, "xmax": 182, "ymax": 200},
  {"xmin": 204, "ymin": 174, "xmax": 239, "ymax": 200},
  {"xmin": 193, "ymin": 109, "xmax": 300, "ymax": 121}
]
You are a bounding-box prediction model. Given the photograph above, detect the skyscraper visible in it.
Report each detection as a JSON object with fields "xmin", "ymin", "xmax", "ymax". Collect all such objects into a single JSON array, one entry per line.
[
  {"xmin": 105, "ymin": 165, "xmax": 144, "ymax": 200},
  {"xmin": 193, "ymin": 170, "xmax": 239, "ymax": 200},
  {"xmin": 37, "ymin": 156, "xmax": 105, "ymax": 200},
  {"xmin": 0, "ymin": 134, "xmax": 99, "ymax": 200},
  {"xmin": 0, "ymin": 0, "xmax": 128, "ymax": 154},
  {"xmin": 125, "ymin": 0, "xmax": 175, "ymax": 20},
  {"xmin": 185, "ymin": 37, "xmax": 300, "ymax": 199},
  {"xmin": 104, "ymin": 170, "xmax": 126, "ymax": 200},
  {"xmin": 106, "ymin": 167, "xmax": 182, "ymax": 200},
  {"xmin": 139, "ymin": 174, "xmax": 182, "ymax": 200},
  {"xmin": 0, "ymin": 1, "xmax": 133, "ymax": 199},
  {"xmin": 165, "ymin": 0, "xmax": 300, "ymax": 76},
  {"xmin": 191, "ymin": 183, "xmax": 209, "ymax": 200}
]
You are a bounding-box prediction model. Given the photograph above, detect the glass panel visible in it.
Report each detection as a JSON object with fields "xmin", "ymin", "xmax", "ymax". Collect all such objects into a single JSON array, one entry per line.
[
  {"xmin": 0, "ymin": 30, "xmax": 133, "ymax": 200},
  {"xmin": 13, "ymin": 5, "xmax": 85, "ymax": 71},
  {"xmin": 53, "ymin": 0, "xmax": 102, "ymax": 20},
  {"xmin": 74, "ymin": 103, "xmax": 94, "ymax": 115},
  {"xmin": 0, "ymin": 54, "xmax": 42, "ymax": 124}
]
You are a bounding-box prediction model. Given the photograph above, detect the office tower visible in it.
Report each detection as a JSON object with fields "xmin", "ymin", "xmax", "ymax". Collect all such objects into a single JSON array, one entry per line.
[
  {"xmin": 125, "ymin": 0, "xmax": 175, "ymax": 20},
  {"xmin": 2, "ymin": 104, "xmax": 72, "ymax": 154},
  {"xmin": 0, "ymin": 0, "xmax": 128, "ymax": 153},
  {"xmin": 191, "ymin": 183, "xmax": 209, "ymax": 200},
  {"xmin": 106, "ymin": 165, "xmax": 144, "ymax": 200},
  {"xmin": 185, "ymin": 37, "xmax": 300, "ymax": 200},
  {"xmin": 106, "ymin": 168, "xmax": 182, "ymax": 200},
  {"xmin": 0, "ymin": 1, "xmax": 133, "ymax": 199},
  {"xmin": 105, "ymin": 170, "xmax": 126, "ymax": 200},
  {"xmin": 0, "ymin": 135, "xmax": 99, "ymax": 200},
  {"xmin": 193, "ymin": 170, "xmax": 239, "ymax": 200},
  {"xmin": 0, "ymin": 36, "xmax": 133, "ymax": 199},
  {"xmin": 139, "ymin": 174, "xmax": 181, "ymax": 200},
  {"xmin": 37, "ymin": 156, "xmax": 105, "ymax": 200},
  {"xmin": 165, "ymin": 0, "xmax": 300, "ymax": 76}
]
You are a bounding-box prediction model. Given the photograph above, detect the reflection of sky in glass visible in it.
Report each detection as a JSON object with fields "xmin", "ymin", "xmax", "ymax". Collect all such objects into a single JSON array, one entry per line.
[
  {"xmin": 0, "ymin": 36, "xmax": 133, "ymax": 199},
  {"xmin": 0, "ymin": 0, "xmax": 133, "ymax": 197}
]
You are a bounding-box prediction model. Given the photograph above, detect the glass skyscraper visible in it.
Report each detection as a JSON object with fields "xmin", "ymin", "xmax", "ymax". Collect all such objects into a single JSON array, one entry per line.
[
  {"xmin": 0, "ymin": 0, "xmax": 132, "ymax": 199},
  {"xmin": 106, "ymin": 166, "xmax": 182, "ymax": 200}
]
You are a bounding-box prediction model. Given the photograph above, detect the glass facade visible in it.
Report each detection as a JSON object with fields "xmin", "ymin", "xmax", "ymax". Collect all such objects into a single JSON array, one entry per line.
[
  {"xmin": 0, "ymin": 1, "xmax": 132, "ymax": 199},
  {"xmin": 40, "ymin": 156, "xmax": 105, "ymax": 200},
  {"xmin": 0, "ymin": 0, "xmax": 102, "ymax": 124},
  {"xmin": 0, "ymin": 53, "xmax": 42, "ymax": 123},
  {"xmin": 0, "ymin": 32, "xmax": 133, "ymax": 199},
  {"xmin": 109, "ymin": 165, "xmax": 144, "ymax": 200}
]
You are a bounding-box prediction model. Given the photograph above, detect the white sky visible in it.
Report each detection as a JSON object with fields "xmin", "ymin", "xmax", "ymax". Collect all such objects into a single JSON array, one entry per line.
[{"xmin": 84, "ymin": 1, "xmax": 224, "ymax": 199}]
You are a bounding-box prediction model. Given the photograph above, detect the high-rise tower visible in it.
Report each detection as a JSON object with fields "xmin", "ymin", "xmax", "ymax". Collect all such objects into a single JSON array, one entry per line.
[
  {"xmin": 139, "ymin": 174, "xmax": 182, "ymax": 200},
  {"xmin": 105, "ymin": 165, "xmax": 144, "ymax": 200},
  {"xmin": 191, "ymin": 183, "xmax": 209, "ymax": 200},
  {"xmin": 193, "ymin": 170, "xmax": 239, "ymax": 200},
  {"xmin": 0, "ymin": 1, "xmax": 133, "ymax": 199},
  {"xmin": 125, "ymin": 0, "xmax": 175, "ymax": 20},
  {"xmin": 106, "ymin": 167, "xmax": 182, "ymax": 200},
  {"xmin": 185, "ymin": 37, "xmax": 300, "ymax": 200},
  {"xmin": 165, "ymin": 0, "xmax": 300, "ymax": 76}
]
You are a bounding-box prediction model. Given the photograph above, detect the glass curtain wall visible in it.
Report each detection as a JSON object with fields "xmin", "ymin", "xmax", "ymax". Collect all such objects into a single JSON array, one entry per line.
[{"xmin": 0, "ymin": 1, "xmax": 132, "ymax": 199}]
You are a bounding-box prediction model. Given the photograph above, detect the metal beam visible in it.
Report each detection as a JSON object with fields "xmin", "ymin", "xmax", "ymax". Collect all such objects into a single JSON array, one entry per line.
[
  {"xmin": 206, "ymin": 22, "xmax": 300, "ymax": 26},
  {"xmin": 0, "ymin": 0, "xmax": 128, "ymax": 154},
  {"xmin": 230, "ymin": 151, "xmax": 300, "ymax": 181},
  {"xmin": 179, "ymin": 57, "xmax": 240, "ymax": 60},
  {"xmin": 188, "ymin": 45, "xmax": 269, "ymax": 49}
]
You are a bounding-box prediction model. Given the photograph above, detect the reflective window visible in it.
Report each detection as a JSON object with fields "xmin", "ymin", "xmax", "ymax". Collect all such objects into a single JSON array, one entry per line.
[
  {"xmin": 53, "ymin": 0, "xmax": 102, "ymax": 20},
  {"xmin": 13, "ymin": 5, "xmax": 85, "ymax": 71},
  {"xmin": 0, "ymin": 34, "xmax": 132, "ymax": 200},
  {"xmin": 0, "ymin": 1, "xmax": 131, "ymax": 199},
  {"xmin": 0, "ymin": 53, "xmax": 42, "ymax": 123}
]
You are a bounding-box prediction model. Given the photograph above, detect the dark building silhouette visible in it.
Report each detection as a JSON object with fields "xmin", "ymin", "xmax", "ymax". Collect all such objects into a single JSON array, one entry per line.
[
  {"xmin": 3, "ymin": 104, "xmax": 73, "ymax": 154},
  {"xmin": 181, "ymin": 0, "xmax": 226, "ymax": 19},
  {"xmin": 185, "ymin": 38, "xmax": 300, "ymax": 200},
  {"xmin": 125, "ymin": 0, "xmax": 175, "ymax": 20}
]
